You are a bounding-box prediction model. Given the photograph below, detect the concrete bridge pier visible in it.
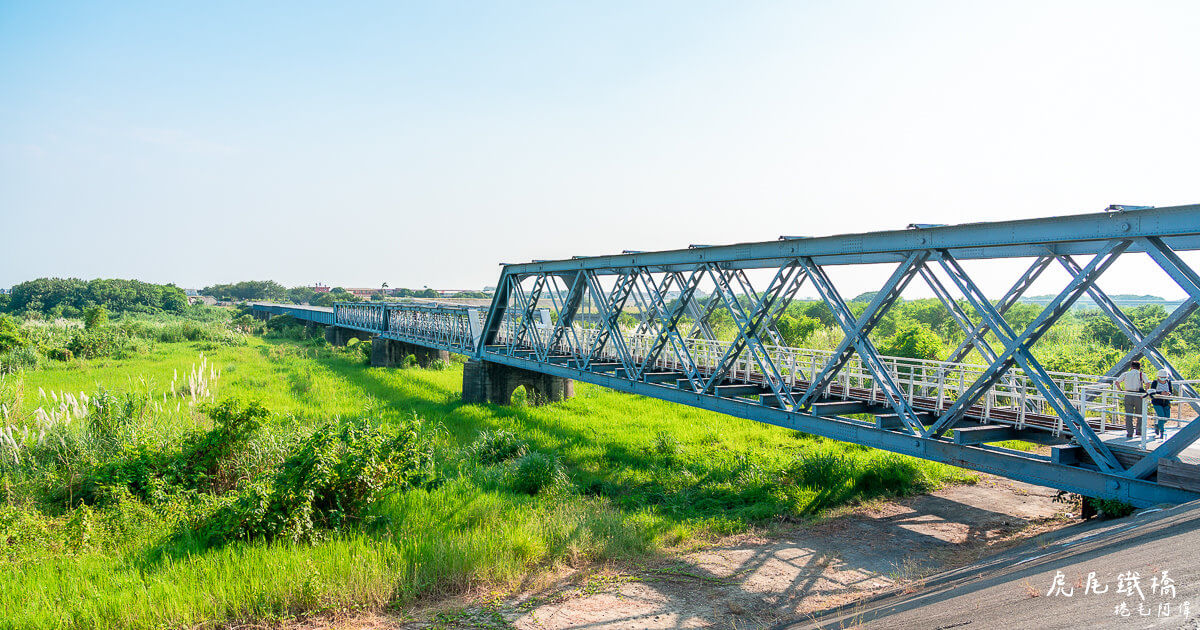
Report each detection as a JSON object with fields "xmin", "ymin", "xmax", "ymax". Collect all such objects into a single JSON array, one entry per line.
[
  {"xmin": 462, "ymin": 358, "xmax": 574, "ymax": 405},
  {"xmin": 370, "ymin": 338, "xmax": 451, "ymax": 368},
  {"xmin": 325, "ymin": 326, "xmax": 372, "ymax": 346}
]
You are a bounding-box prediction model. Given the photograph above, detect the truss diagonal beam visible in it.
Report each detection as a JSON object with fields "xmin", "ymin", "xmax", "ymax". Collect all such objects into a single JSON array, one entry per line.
[
  {"xmin": 583, "ymin": 271, "xmax": 637, "ymax": 373},
  {"xmin": 918, "ymin": 265, "xmax": 998, "ymax": 363},
  {"xmin": 633, "ymin": 267, "xmax": 706, "ymax": 387},
  {"xmin": 946, "ymin": 256, "xmax": 1052, "ymax": 364},
  {"xmin": 701, "ymin": 262, "xmax": 805, "ymax": 407},
  {"xmin": 1122, "ymin": 237, "xmax": 1200, "ymax": 477},
  {"xmin": 545, "ymin": 272, "xmax": 587, "ymax": 359},
  {"xmin": 798, "ymin": 252, "xmax": 929, "ymax": 432},
  {"xmin": 928, "ymin": 244, "xmax": 1129, "ymax": 472}
]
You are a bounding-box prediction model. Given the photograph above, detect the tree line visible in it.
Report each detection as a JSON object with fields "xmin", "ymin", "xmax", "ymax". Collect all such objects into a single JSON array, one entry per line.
[{"xmin": 1, "ymin": 278, "xmax": 188, "ymax": 317}]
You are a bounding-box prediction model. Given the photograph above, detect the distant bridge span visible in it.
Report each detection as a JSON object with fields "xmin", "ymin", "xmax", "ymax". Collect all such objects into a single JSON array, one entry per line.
[{"xmin": 252, "ymin": 204, "xmax": 1200, "ymax": 507}]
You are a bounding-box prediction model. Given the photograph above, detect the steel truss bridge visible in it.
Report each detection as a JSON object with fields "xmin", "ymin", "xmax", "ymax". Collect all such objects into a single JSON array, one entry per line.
[{"xmin": 253, "ymin": 204, "xmax": 1200, "ymax": 507}]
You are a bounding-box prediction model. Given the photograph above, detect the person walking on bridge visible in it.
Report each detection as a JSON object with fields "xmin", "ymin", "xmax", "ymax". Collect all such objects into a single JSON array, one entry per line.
[
  {"xmin": 1147, "ymin": 369, "xmax": 1176, "ymax": 440},
  {"xmin": 1119, "ymin": 360, "xmax": 1149, "ymax": 439}
]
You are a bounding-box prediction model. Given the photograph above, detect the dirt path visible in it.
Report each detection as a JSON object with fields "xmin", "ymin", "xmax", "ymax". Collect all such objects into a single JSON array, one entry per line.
[{"xmin": 290, "ymin": 477, "xmax": 1077, "ymax": 630}]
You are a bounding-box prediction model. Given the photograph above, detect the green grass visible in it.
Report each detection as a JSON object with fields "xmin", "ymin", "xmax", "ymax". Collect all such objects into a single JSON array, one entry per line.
[{"xmin": 0, "ymin": 334, "xmax": 975, "ymax": 629}]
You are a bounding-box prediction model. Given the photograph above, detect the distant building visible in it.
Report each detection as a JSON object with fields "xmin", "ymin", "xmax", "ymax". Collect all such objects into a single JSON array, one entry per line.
[
  {"xmin": 188, "ymin": 295, "xmax": 217, "ymax": 306},
  {"xmin": 345, "ymin": 287, "xmax": 384, "ymax": 297},
  {"xmin": 311, "ymin": 284, "xmax": 330, "ymax": 293}
]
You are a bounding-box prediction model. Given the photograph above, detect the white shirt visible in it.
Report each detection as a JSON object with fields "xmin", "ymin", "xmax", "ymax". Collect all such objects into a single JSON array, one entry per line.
[{"xmin": 1120, "ymin": 369, "xmax": 1148, "ymax": 392}]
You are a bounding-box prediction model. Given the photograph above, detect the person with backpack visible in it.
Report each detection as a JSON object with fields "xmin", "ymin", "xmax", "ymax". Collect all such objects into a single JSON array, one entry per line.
[
  {"xmin": 1147, "ymin": 369, "xmax": 1176, "ymax": 439},
  {"xmin": 1118, "ymin": 360, "xmax": 1149, "ymax": 438}
]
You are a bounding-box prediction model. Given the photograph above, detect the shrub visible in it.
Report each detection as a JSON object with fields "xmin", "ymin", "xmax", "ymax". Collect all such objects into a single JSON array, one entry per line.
[
  {"xmin": 792, "ymin": 452, "xmax": 854, "ymax": 488},
  {"xmin": 878, "ymin": 322, "xmax": 941, "ymax": 361},
  {"xmin": 777, "ymin": 314, "xmax": 820, "ymax": 347},
  {"xmin": 509, "ymin": 451, "xmax": 567, "ymax": 495},
  {"xmin": 465, "ymin": 429, "xmax": 528, "ymax": 465},
  {"xmin": 46, "ymin": 347, "xmax": 73, "ymax": 362},
  {"xmin": 429, "ymin": 358, "xmax": 450, "ymax": 371},
  {"xmin": 198, "ymin": 417, "xmax": 431, "ymax": 544},
  {"xmin": 854, "ymin": 455, "xmax": 932, "ymax": 497},
  {"xmin": 1089, "ymin": 497, "xmax": 1136, "ymax": 519},
  {"xmin": 179, "ymin": 398, "xmax": 269, "ymax": 491},
  {"xmin": 0, "ymin": 346, "xmax": 41, "ymax": 374},
  {"xmin": 83, "ymin": 306, "xmax": 108, "ymax": 330},
  {"xmin": 265, "ymin": 314, "xmax": 298, "ymax": 333},
  {"xmin": 67, "ymin": 328, "xmax": 127, "ymax": 360},
  {"xmin": 0, "ymin": 316, "xmax": 27, "ymax": 354},
  {"xmin": 72, "ymin": 397, "xmax": 266, "ymax": 504}
]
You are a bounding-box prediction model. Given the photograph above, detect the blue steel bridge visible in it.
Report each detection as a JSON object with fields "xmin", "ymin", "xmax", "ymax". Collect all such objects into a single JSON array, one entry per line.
[{"xmin": 252, "ymin": 204, "xmax": 1200, "ymax": 508}]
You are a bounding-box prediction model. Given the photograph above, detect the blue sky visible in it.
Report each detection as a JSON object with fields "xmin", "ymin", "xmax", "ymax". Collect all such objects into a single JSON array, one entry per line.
[{"xmin": 2, "ymin": 1, "xmax": 1199, "ymax": 298}]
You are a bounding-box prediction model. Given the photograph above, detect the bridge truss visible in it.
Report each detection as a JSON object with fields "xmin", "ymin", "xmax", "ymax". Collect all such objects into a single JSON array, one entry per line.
[{"xmin": 257, "ymin": 205, "xmax": 1200, "ymax": 507}]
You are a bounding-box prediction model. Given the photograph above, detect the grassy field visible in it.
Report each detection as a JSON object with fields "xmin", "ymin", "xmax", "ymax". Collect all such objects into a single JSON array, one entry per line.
[{"xmin": 0, "ymin": 330, "xmax": 975, "ymax": 629}]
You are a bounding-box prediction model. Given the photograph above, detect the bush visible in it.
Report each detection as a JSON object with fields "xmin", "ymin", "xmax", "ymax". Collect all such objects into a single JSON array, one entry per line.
[
  {"xmin": 777, "ymin": 314, "xmax": 820, "ymax": 347},
  {"xmin": 73, "ymin": 397, "xmax": 266, "ymax": 504},
  {"xmin": 67, "ymin": 328, "xmax": 134, "ymax": 360},
  {"xmin": 878, "ymin": 322, "xmax": 941, "ymax": 361},
  {"xmin": 0, "ymin": 316, "xmax": 27, "ymax": 354},
  {"xmin": 46, "ymin": 347, "xmax": 73, "ymax": 362},
  {"xmin": 1088, "ymin": 497, "xmax": 1136, "ymax": 519},
  {"xmin": 198, "ymin": 417, "xmax": 431, "ymax": 544},
  {"xmin": 0, "ymin": 346, "xmax": 41, "ymax": 374},
  {"xmin": 465, "ymin": 429, "xmax": 528, "ymax": 465},
  {"xmin": 265, "ymin": 314, "xmax": 298, "ymax": 333},
  {"xmin": 509, "ymin": 451, "xmax": 567, "ymax": 495},
  {"xmin": 83, "ymin": 306, "xmax": 108, "ymax": 330},
  {"xmin": 179, "ymin": 398, "xmax": 269, "ymax": 492},
  {"xmin": 792, "ymin": 452, "xmax": 854, "ymax": 488}
]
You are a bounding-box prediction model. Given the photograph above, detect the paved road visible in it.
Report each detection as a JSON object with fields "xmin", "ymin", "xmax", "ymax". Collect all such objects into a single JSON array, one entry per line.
[{"xmin": 790, "ymin": 500, "xmax": 1200, "ymax": 629}]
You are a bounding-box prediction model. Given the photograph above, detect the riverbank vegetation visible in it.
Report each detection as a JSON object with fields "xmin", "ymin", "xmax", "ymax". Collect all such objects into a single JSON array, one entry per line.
[{"xmin": 0, "ymin": 307, "xmax": 974, "ymax": 628}]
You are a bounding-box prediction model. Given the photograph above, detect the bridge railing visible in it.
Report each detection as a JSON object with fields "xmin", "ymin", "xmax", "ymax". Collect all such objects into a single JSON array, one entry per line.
[{"xmin": 333, "ymin": 302, "xmax": 483, "ymax": 354}]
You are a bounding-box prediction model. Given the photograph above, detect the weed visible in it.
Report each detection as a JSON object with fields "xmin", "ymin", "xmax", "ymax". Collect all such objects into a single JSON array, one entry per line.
[
  {"xmin": 509, "ymin": 451, "xmax": 567, "ymax": 495},
  {"xmin": 466, "ymin": 429, "xmax": 528, "ymax": 465}
]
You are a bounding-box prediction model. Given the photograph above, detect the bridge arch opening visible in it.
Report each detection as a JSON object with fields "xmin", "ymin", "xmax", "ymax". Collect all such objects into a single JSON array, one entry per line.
[{"xmin": 506, "ymin": 382, "xmax": 547, "ymax": 407}]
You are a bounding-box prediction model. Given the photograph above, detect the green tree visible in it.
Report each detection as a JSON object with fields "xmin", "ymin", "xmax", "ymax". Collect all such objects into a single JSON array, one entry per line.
[
  {"xmin": 1002, "ymin": 303, "xmax": 1041, "ymax": 332},
  {"xmin": 1084, "ymin": 316, "xmax": 1128, "ymax": 350},
  {"xmin": 201, "ymin": 281, "xmax": 288, "ymax": 302},
  {"xmin": 878, "ymin": 322, "xmax": 942, "ymax": 361},
  {"xmin": 162, "ymin": 286, "xmax": 188, "ymax": 312},
  {"xmin": 776, "ymin": 314, "xmax": 819, "ymax": 347},
  {"xmin": 6, "ymin": 278, "xmax": 190, "ymax": 316},
  {"xmin": 286, "ymin": 286, "xmax": 317, "ymax": 304},
  {"xmin": 798, "ymin": 301, "xmax": 836, "ymax": 328}
]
